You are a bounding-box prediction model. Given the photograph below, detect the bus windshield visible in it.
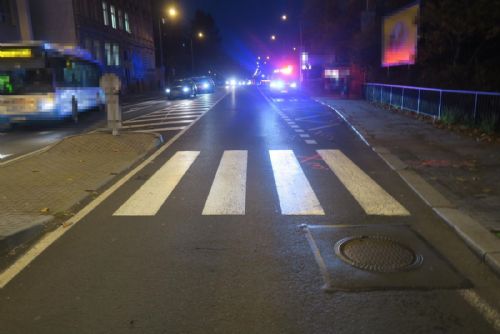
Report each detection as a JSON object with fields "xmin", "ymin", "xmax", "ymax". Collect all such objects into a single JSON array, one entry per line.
[{"xmin": 0, "ymin": 68, "xmax": 53, "ymax": 95}]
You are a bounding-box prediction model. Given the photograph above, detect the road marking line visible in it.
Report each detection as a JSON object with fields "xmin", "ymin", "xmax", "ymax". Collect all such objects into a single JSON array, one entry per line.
[
  {"xmin": 122, "ymin": 120, "xmax": 193, "ymax": 129},
  {"xmin": 291, "ymin": 125, "xmax": 300, "ymax": 129},
  {"xmin": 269, "ymin": 150, "xmax": 325, "ymax": 215},
  {"xmin": 317, "ymin": 150, "xmax": 410, "ymax": 216},
  {"xmin": 295, "ymin": 114, "xmax": 331, "ymax": 121},
  {"xmin": 305, "ymin": 140, "xmax": 317, "ymax": 145},
  {"xmin": 309, "ymin": 124, "xmax": 339, "ymax": 131},
  {"xmin": 114, "ymin": 151, "xmax": 199, "ymax": 216},
  {"xmin": 202, "ymin": 150, "xmax": 247, "ymax": 215},
  {"xmin": 294, "ymin": 129, "xmax": 304, "ymax": 133},
  {"xmin": 124, "ymin": 115, "xmax": 198, "ymax": 124},
  {"xmin": 133, "ymin": 126, "xmax": 186, "ymax": 133},
  {"xmin": 299, "ymin": 134, "xmax": 310, "ymax": 138},
  {"xmin": 0, "ymin": 153, "xmax": 12, "ymax": 160}
]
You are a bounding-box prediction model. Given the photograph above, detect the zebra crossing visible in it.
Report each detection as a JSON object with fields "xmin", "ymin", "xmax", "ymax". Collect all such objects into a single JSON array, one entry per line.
[
  {"xmin": 121, "ymin": 95, "xmax": 223, "ymax": 133},
  {"xmin": 113, "ymin": 149, "xmax": 410, "ymax": 217}
]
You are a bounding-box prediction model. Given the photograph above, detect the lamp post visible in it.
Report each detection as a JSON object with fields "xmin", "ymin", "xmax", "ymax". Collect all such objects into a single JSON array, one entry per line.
[
  {"xmin": 158, "ymin": 6, "xmax": 179, "ymax": 81},
  {"xmin": 190, "ymin": 31, "xmax": 205, "ymax": 75},
  {"xmin": 280, "ymin": 13, "xmax": 304, "ymax": 86}
]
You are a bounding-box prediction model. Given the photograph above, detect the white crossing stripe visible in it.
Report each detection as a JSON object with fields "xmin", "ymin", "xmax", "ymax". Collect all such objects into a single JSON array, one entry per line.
[
  {"xmin": 202, "ymin": 151, "xmax": 248, "ymax": 215},
  {"xmin": 113, "ymin": 151, "xmax": 200, "ymax": 216},
  {"xmin": 317, "ymin": 150, "xmax": 410, "ymax": 216},
  {"xmin": 122, "ymin": 120, "xmax": 194, "ymax": 129},
  {"xmin": 269, "ymin": 150, "xmax": 325, "ymax": 215}
]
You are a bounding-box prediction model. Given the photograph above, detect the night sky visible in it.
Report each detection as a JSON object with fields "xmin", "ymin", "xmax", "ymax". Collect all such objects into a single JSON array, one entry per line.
[{"xmin": 183, "ymin": 0, "xmax": 303, "ymax": 71}]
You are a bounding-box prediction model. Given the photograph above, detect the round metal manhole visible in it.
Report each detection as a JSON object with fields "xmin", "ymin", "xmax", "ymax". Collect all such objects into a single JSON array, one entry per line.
[{"xmin": 334, "ymin": 235, "xmax": 423, "ymax": 273}]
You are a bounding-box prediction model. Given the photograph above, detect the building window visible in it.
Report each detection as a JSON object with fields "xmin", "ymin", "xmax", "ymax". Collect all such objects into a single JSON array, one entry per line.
[
  {"xmin": 0, "ymin": 0, "xmax": 12, "ymax": 23},
  {"xmin": 105, "ymin": 42, "xmax": 112, "ymax": 65},
  {"xmin": 112, "ymin": 44, "xmax": 120, "ymax": 66},
  {"xmin": 124, "ymin": 12, "xmax": 131, "ymax": 33},
  {"xmin": 118, "ymin": 9, "xmax": 123, "ymax": 30},
  {"xmin": 102, "ymin": 1, "xmax": 109, "ymax": 26},
  {"xmin": 110, "ymin": 5, "xmax": 116, "ymax": 29},
  {"xmin": 94, "ymin": 40, "xmax": 102, "ymax": 63}
]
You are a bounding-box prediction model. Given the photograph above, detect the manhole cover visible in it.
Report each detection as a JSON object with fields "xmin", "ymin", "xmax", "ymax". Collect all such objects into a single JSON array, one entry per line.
[{"xmin": 334, "ymin": 235, "xmax": 423, "ymax": 273}]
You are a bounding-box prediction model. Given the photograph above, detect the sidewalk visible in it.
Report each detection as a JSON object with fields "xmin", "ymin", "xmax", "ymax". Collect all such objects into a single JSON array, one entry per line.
[
  {"xmin": 315, "ymin": 97, "xmax": 500, "ymax": 273},
  {"xmin": 0, "ymin": 131, "xmax": 160, "ymax": 255}
]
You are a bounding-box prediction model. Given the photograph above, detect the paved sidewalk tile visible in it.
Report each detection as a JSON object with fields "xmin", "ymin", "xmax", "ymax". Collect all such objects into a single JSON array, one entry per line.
[
  {"xmin": 317, "ymin": 98, "xmax": 500, "ymax": 233},
  {"xmin": 0, "ymin": 132, "xmax": 159, "ymax": 253}
]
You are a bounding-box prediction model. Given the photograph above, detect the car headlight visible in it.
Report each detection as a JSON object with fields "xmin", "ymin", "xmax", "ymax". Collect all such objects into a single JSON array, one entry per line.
[
  {"xmin": 290, "ymin": 82, "xmax": 298, "ymax": 89},
  {"xmin": 165, "ymin": 88, "xmax": 171, "ymax": 94},
  {"xmin": 182, "ymin": 87, "xmax": 190, "ymax": 93},
  {"xmin": 202, "ymin": 83, "xmax": 210, "ymax": 89},
  {"xmin": 270, "ymin": 80, "xmax": 285, "ymax": 90}
]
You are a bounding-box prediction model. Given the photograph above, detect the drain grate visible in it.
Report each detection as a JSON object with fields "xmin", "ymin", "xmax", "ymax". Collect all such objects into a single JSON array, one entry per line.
[{"xmin": 334, "ymin": 235, "xmax": 423, "ymax": 273}]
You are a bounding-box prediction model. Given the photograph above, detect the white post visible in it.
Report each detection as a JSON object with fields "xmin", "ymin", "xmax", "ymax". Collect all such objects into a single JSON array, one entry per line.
[{"xmin": 100, "ymin": 74, "xmax": 122, "ymax": 136}]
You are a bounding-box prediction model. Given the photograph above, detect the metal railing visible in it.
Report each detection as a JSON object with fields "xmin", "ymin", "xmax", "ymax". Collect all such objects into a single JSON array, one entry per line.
[{"xmin": 364, "ymin": 83, "xmax": 500, "ymax": 132}]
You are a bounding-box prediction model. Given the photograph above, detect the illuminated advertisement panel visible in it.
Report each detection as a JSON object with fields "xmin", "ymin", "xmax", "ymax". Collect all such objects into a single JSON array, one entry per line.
[{"xmin": 382, "ymin": 3, "xmax": 419, "ymax": 67}]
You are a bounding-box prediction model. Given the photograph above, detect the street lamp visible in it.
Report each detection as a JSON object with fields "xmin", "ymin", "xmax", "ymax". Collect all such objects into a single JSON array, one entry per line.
[
  {"xmin": 190, "ymin": 31, "xmax": 205, "ymax": 75},
  {"xmin": 158, "ymin": 5, "xmax": 180, "ymax": 81},
  {"xmin": 281, "ymin": 14, "xmax": 287, "ymax": 21},
  {"xmin": 167, "ymin": 7, "xmax": 178, "ymax": 19},
  {"xmin": 270, "ymin": 35, "xmax": 276, "ymax": 41}
]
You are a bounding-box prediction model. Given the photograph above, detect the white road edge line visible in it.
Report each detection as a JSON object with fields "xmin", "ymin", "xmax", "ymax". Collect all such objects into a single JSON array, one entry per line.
[{"xmin": 0, "ymin": 91, "xmax": 229, "ymax": 289}]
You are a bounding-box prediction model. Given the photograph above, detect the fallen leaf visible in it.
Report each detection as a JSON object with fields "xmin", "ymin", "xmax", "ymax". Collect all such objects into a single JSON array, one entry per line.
[{"xmin": 40, "ymin": 207, "xmax": 50, "ymax": 214}]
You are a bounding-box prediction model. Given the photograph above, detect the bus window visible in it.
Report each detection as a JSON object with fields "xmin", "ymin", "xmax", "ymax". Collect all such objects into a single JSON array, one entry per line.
[{"xmin": 0, "ymin": 69, "xmax": 53, "ymax": 94}]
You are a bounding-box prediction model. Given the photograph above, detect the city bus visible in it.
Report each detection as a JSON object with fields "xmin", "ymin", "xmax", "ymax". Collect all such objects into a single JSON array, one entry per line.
[{"xmin": 0, "ymin": 42, "xmax": 104, "ymax": 125}]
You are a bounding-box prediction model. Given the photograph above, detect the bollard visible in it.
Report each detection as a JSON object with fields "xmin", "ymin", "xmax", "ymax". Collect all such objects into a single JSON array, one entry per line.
[
  {"xmin": 100, "ymin": 74, "xmax": 122, "ymax": 136},
  {"xmin": 71, "ymin": 95, "xmax": 78, "ymax": 123}
]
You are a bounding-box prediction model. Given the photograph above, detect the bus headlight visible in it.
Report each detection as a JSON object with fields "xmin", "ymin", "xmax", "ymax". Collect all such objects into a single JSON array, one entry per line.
[
  {"xmin": 39, "ymin": 98, "xmax": 55, "ymax": 112},
  {"xmin": 165, "ymin": 88, "xmax": 171, "ymax": 94},
  {"xmin": 182, "ymin": 87, "xmax": 190, "ymax": 93}
]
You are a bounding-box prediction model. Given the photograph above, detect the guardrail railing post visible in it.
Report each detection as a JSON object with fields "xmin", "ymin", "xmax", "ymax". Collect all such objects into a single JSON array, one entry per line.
[
  {"xmin": 473, "ymin": 93, "xmax": 478, "ymax": 123},
  {"xmin": 380, "ymin": 85, "xmax": 383, "ymax": 103},
  {"xmin": 402, "ymin": 88, "xmax": 405, "ymax": 110},
  {"xmin": 389, "ymin": 86, "xmax": 393, "ymax": 106},
  {"xmin": 417, "ymin": 89, "xmax": 421, "ymax": 114},
  {"xmin": 438, "ymin": 90, "xmax": 443, "ymax": 119}
]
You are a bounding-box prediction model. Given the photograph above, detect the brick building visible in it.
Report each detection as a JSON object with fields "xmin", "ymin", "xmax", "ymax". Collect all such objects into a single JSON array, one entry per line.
[{"xmin": 0, "ymin": 0, "xmax": 160, "ymax": 92}]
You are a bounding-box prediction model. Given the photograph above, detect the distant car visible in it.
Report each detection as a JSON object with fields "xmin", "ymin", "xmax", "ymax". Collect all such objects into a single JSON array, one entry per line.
[
  {"xmin": 165, "ymin": 79, "xmax": 197, "ymax": 100},
  {"xmin": 268, "ymin": 73, "xmax": 299, "ymax": 95},
  {"xmin": 191, "ymin": 76, "xmax": 216, "ymax": 94}
]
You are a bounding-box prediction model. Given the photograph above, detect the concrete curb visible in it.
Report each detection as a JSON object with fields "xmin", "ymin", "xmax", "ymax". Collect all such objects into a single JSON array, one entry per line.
[
  {"xmin": 0, "ymin": 216, "xmax": 52, "ymax": 254},
  {"xmin": 0, "ymin": 133, "xmax": 163, "ymax": 256},
  {"xmin": 315, "ymin": 98, "xmax": 500, "ymax": 277}
]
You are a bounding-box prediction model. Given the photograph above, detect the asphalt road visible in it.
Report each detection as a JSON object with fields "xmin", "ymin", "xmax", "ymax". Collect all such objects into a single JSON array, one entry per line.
[{"xmin": 1, "ymin": 87, "xmax": 499, "ymax": 333}]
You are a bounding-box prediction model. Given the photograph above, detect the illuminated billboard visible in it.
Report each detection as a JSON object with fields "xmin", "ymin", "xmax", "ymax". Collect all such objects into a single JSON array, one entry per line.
[{"xmin": 382, "ymin": 3, "xmax": 419, "ymax": 67}]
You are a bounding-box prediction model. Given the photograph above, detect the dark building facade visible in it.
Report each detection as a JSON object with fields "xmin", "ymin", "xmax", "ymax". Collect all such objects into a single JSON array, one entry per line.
[{"xmin": 0, "ymin": 0, "xmax": 159, "ymax": 92}]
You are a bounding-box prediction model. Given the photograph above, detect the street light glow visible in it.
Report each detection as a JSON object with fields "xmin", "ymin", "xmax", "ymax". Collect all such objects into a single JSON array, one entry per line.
[
  {"xmin": 281, "ymin": 14, "xmax": 287, "ymax": 21},
  {"xmin": 271, "ymin": 35, "xmax": 276, "ymax": 41},
  {"xmin": 198, "ymin": 31, "xmax": 204, "ymax": 38},
  {"xmin": 167, "ymin": 7, "xmax": 178, "ymax": 18}
]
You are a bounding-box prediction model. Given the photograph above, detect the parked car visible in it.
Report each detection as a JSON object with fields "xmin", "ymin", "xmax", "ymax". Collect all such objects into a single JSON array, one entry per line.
[
  {"xmin": 191, "ymin": 76, "xmax": 216, "ymax": 94},
  {"xmin": 165, "ymin": 79, "xmax": 197, "ymax": 100}
]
